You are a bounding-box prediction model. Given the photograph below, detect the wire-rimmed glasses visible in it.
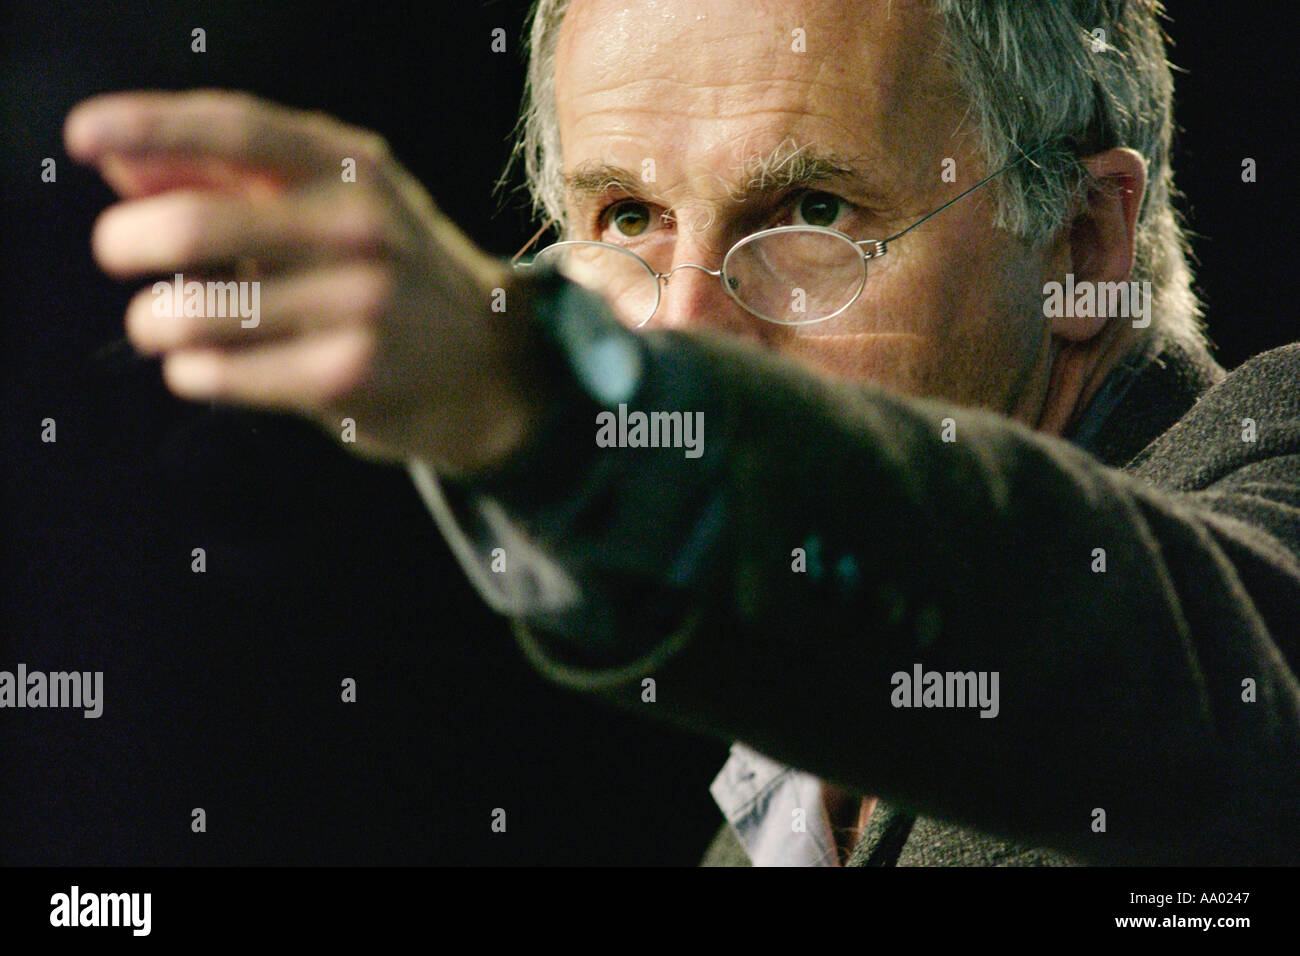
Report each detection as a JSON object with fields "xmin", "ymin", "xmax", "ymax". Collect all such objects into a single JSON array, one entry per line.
[{"xmin": 512, "ymin": 146, "xmax": 1045, "ymax": 331}]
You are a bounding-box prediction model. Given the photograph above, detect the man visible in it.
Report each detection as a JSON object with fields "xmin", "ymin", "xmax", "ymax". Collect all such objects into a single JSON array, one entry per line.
[{"xmin": 64, "ymin": 0, "xmax": 1300, "ymax": 866}]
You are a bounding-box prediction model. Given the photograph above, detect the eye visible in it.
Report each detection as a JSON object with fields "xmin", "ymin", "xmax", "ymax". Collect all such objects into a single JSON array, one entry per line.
[
  {"xmin": 793, "ymin": 191, "xmax": 845, "ymax": 228},
  {"xmin": 602, "ymin": 199, "xmax": 656, "ymax": 238}
]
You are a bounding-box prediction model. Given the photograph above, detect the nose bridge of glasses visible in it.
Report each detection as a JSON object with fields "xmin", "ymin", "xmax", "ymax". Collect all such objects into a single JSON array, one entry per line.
[
  {"xmin": 660, "ymin": 261, "xmax": 723, "ymax": 281},
  {"xmin": 648, "ymin": 239, "xmax": 763, "ymax": 331}
]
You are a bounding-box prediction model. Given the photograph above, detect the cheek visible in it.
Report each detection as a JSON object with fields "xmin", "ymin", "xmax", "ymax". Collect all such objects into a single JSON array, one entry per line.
[
  {"xmin": 777, "ymin": 251, "xmax": 982, "ymax": 394},
  {"xmin": 771, "ymin": 243, "xmax": 1047, "ymax": 408},
  {"xmin": 919, "ymin": 246, "xmax": 1050, "ymax": 408},
  {"xmin": 778, "ymin": 332, "xmax": 933, "ymax": 392},
  {"xmin": 766, "ymin": 254, "xmax": 961, "ymax": 391}
]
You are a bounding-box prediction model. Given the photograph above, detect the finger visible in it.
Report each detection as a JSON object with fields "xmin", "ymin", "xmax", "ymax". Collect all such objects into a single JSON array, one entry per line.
[
  {"xmin": 161, "ymin": 329, "xmax": 376, "ymax": 412},
  {"xmin": 99, "ymin": 152, "xmax": 286, "ymax": 199},
  {"xmin": 65, "ymin": 90, "xmax": 388, "ymax": 187},
  {"xmin": 125, "ymin": 263, "xmax": 394, "ymax": 354},
  {"xmin": 92, "ymin": 187, "xmax": 405, "ymax": 278}
]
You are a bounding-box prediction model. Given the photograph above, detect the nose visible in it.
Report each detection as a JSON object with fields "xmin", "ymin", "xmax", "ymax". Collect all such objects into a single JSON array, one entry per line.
[{"xmin": 644, "ymin": 244, "xmax": 769, "ymax": 344}]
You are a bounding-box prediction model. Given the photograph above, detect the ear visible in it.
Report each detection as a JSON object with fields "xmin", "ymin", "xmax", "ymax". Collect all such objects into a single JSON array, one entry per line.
[{"xmin": 1046, "ymin": 147, "xmax": 1147, "ymax": 342}]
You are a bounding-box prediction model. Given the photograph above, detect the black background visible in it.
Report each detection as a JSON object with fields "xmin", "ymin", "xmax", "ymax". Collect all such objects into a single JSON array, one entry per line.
[{"xmin": 1, "ymin": 0, "xmax": 1295, "ymax": 864}]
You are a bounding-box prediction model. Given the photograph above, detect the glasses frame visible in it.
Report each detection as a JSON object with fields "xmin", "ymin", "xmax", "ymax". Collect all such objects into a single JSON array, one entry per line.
[{"xmin": 511, "ymin": 145, "xmax": 1046, "ymax": 328}]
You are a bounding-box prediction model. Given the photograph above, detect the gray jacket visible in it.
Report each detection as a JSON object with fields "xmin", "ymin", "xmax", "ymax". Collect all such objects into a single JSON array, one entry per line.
[
  {"xmin": 700, "ymin": 334, "xmax": 1287, "ymax": 866},
  {"xmin": 429, "ymin": 325, "xmax": 1300, "ymax": 866}
]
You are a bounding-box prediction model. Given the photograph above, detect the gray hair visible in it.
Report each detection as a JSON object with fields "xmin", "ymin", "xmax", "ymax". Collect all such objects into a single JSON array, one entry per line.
[{"xmin": 505, "ymin": 0, "xmax": 1204, "ymax": 350}]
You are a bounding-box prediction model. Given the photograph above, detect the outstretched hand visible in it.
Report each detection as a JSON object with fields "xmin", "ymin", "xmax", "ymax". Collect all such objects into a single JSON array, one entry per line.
[{"xmin": 65, "ymin": 89, "xmax": 547, "ymax": 475}]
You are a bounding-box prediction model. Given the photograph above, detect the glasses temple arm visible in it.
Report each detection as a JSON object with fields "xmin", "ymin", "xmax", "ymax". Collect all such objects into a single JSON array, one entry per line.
[
  {"xmin": 510, "ymin": 218, "xmax": 559, "ymax": 266},
  {"xmin": 876, "ymin": 145, "xmax": 1047, "ymax": 250}
]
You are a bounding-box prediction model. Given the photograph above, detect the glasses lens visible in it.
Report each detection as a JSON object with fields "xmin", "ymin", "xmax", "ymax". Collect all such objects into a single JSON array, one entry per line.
[
  {"xmin": 529, "ymin": 241, "xmax": 659, "ymax": 328},
  {"xmin": 723, "ymin": 228, "xmax": 866, "ymax": 325}
]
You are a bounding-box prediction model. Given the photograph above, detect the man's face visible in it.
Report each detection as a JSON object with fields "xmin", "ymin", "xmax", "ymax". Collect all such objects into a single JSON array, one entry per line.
[{"xmin": 554, "ymin": 0, "xmax": 1057, "ymax": 420}]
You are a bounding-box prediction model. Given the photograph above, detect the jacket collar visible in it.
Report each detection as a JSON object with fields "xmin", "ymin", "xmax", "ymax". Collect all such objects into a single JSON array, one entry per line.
[{"xmin": 1065, "ymin": 334, "xmax": 1225, "ymax": 467}]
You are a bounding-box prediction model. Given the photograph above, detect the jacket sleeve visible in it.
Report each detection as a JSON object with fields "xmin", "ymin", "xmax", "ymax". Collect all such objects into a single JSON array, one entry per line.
[{"xmin": 423, "ymin": 327, "xmax": 1300, "ymax": 865}]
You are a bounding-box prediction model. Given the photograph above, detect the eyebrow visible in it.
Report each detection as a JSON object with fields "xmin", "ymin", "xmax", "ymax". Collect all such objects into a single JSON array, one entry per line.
[{"xmin": 562, "ymin": 142, "xmax": 891, "ymax": 212}]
